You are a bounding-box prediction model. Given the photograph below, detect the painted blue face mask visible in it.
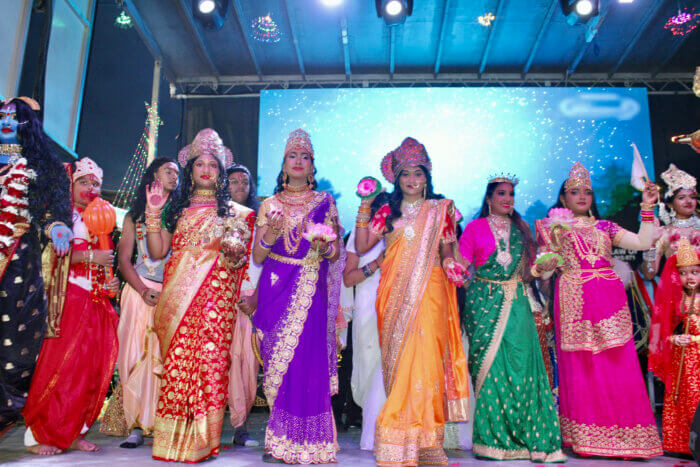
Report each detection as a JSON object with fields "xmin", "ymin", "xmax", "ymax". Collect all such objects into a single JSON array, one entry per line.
[{"xmin": 0, "ymin": 103, "xmax": 19, "ymax": 145}]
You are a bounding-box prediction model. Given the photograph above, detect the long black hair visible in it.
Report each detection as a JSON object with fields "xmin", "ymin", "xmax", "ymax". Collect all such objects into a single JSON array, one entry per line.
[
  {"xmin": 272, "ymin": 156, "xmax": 318, "ymax": 194},
  {"xmin": 12, "ymin": 98, "xmax": 72, "ymax": 229},
  {"xmin": 385, "ymin": 165, "xmax": 444, "ymax": 234},
  {"xmin": 226, "ymin": 164, "xmax": 260, "ymax": 212},
  {"xmin": 128, "ymin": 157, "xmax": 178, "ymax": 223},
  {"xmin": 163, "ymin": 155, "xmax": 232, "ymax": 232},
  {"xmin": 550, "ymin": 180, "xmax": 601, "ymax": 219},
  {"xmin": 476, "ymin": 181, "xmax": 536, "ymax": 282}
]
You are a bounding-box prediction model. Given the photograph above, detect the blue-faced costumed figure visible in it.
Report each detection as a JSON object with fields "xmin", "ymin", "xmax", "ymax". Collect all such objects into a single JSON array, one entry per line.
[{"xmin": 0, "ymin": 97, "xmax": 73, "ymax": 435}]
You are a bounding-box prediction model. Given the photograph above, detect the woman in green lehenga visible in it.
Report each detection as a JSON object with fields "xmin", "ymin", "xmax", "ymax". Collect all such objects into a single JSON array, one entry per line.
[{"xmin": 458, "ymin": 177, "xmax": 565, "ymax": 462}]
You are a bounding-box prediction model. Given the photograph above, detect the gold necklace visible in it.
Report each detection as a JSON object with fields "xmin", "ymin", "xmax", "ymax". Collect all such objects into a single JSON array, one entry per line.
[
  {"xmin": 569, "ymin": 218, "xmax": 603, "ymax": 264},
  {"xmin": 190, "ymin": 188, "xmax": 216, "ymax": 205},
  {"xmin": 401, "ymin": 199, "xmax": 424, "ymax": 241},
  {"xmin": 488, "ymin": 214, "xmax": 512, "ymax": 268},
  {"xmin": 274, "ymin": 190, "xmax": 318, "ymax": 255}
]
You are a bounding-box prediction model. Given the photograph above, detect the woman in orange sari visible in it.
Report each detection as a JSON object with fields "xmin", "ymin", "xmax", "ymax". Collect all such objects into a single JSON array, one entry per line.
[
  {"xmin": 355, "ymin": 137, "xmax": 470, "ymax": 466},
  {"xmin": 145, "ymin": 129, "xmax": 255, "ymax": 462}
]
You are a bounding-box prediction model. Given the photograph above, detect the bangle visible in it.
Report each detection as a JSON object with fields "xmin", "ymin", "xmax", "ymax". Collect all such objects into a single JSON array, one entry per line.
[
  {"xmin": 362, "ymin": 265, "xmax": 373, "ymax": 278},
  {"xmin": 260, "ymin": 237, "xmax": 274, "ymax": 250},
  {"xmin": 44, "ymin": 221, "xmax": 65, "ymax": 238},
  {"xmin": 640, "ymin": 210, "xmax": 655, "ymax": 223},
  {"xmin": 356, "ymin": 221, "xmax": 369, "ymax": 229},
  {"xmin": 640, "ymin": 202, "xmax": 655, "ymax": 210},
  {"xmin": 322, "ymin": 243, "xmax": 336, "ymax": 259},
  {"xmin": 530, "ymin": 264, "xmax": 543, "ymax": 278},
  {"xmin": 441, "ymin": 257, "xmax": 455, "ymax": 270}
]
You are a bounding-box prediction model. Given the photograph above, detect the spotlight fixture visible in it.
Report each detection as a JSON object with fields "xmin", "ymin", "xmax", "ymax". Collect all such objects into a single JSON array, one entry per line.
[
  {"xmin": 320, "ymin": 0, "xmax": 344, "ymax": 6},
  {"xmin": 192, "ymin": 0, "xmax": 230, "ymax": 30},
  {"xmin": 560, "ymin": 0, "xmax": 599, "ymax": 24},
  {"xmin": 375, "ymin": 0, "xmax": 413, "ymax": 26}
]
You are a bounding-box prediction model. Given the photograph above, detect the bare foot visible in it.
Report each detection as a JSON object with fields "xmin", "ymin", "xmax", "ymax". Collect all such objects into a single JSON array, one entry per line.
[
  {"xmin": 27, "ymin": 444, "xmax": 63, "ymax": 455},
  {"xmin": 70, "ymin": 437, "xmax": 99, "ymax": 452}
]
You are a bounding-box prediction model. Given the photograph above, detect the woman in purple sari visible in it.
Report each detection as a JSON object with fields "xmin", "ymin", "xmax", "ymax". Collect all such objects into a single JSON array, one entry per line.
[{"xmin": 252, "ymin": 129, "xmax": 343, "ymax": 464}]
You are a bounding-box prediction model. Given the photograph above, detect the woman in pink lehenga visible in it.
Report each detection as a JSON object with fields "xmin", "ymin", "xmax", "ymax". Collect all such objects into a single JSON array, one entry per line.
[{"xmin": 534, "ymin": 162, "xmax": 662, "ymax": 458}]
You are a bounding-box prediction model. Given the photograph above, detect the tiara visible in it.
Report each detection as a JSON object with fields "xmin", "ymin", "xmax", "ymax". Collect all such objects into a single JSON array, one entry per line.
[{"xmin": 488, "ymin": 173, "xmax": 519, "ymax": 186}]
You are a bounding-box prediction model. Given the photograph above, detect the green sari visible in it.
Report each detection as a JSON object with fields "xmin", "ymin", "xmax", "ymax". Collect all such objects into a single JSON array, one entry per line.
[{"xmin": 463, "ymin": 225, "xmax": 564, "ymax": 462}]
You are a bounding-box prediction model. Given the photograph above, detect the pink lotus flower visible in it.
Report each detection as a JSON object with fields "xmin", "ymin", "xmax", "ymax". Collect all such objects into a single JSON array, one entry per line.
[
  {"xmin": 356, "ymin": 176, "xmax": 381, "ymax": 199},
  {"xmin": 303, "ymin": 223, "xmax": 337, "ymax": 243},
  {"xmin": 542, "ymin": 207, "xmax": 576, "ymax": 229}
]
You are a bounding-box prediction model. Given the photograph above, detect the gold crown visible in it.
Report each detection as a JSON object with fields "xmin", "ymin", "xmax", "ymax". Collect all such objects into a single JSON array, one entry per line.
[
  {"xmin": 661, "ymin": 164, "xmax": 696, "ymax": 199},
  {"xmin": 488, "ymin": 172, "xmax": 519, "ymax": 186},
  {"xmin": 676, "ymin": 237, "xmax": 699, "ymax": 267},
  {"xmin": 565, "ymin": 161, "xmax": 592, "ymax": 192}
]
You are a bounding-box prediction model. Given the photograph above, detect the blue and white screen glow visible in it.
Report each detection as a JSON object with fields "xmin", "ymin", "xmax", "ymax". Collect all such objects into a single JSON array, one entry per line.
[{"xmin": 258, "ymin": 87, "xmax": 653, "ymax": 230}]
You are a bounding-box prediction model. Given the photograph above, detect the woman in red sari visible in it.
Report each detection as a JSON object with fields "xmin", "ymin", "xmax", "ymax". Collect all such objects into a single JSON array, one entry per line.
[
  {"xmin": 23, "ymin": 157, "xmax": 120, "ymax": 455},
  {"xmin": 146, "ymin": 129, "xmax": 255, "ymax": 462}
]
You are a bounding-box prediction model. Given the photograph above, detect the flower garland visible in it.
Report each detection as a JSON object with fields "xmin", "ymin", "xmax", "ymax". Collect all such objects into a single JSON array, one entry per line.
[{"xmin": 0, "ymin": 157, "xmax": 36, "ymax": 261}]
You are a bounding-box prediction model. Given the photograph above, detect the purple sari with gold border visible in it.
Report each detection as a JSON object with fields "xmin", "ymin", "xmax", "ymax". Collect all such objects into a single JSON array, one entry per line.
[{"xmin": 254, "ymin": 190, "xmax": 343, "ymax": 464}]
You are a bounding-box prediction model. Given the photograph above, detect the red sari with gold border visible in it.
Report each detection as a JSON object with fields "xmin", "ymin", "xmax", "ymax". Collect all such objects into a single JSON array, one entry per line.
[{"xmin": 152, "ymin": 202, "xmax": 254, "ymax": 463}]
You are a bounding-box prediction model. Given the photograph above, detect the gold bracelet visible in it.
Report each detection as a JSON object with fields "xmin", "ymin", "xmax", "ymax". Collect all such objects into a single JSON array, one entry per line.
[
  {"xmin": 356, "ymin": 221, "xmax": 369, "ymax": 229},
  {"xmin": 44, "ymin": 221, "xmax": 65, "ymax": 238},
  {"xmin": 530, "ymin": 264, "xmax": 543, "ymax": 278},
  {"xmin": 639, "ymin": 202, "xmax": 655, "ymax": 210}
]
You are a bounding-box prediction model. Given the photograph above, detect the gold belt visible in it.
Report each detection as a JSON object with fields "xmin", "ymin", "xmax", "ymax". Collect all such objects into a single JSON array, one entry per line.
[
  {"xmin": 268, "ymin": 252, "xmax": 312, "ymax": 266},
  {"xmin": 474, "ymin": 276, "xmax": 521, "ymax": 285}
]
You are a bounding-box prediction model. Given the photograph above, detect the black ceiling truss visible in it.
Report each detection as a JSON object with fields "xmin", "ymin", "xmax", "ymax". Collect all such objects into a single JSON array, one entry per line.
[{"xmin": 171, "ymin": 72, "xmax": 695, "ymax": 98}]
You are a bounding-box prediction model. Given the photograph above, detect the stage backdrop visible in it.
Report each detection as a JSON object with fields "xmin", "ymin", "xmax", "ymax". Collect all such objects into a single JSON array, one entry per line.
[{"xmin": 258, "ymin": 87, "xmax": 654, "ymax": 231}]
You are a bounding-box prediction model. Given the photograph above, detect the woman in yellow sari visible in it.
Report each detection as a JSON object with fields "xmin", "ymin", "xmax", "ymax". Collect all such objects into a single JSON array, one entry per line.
[
  {"xmin": 355, "ymin": 137, "xmax": 470, "ymax": 466},
  {"xmin": 145, "ymin": 129, "xmax": 255, "ymax": 462}
]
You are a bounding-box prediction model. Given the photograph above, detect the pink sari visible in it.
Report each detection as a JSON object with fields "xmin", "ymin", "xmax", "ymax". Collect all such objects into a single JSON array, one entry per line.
[{"xmin": 535, "ymin": 218, "xmax": 661, "ymax": 458}]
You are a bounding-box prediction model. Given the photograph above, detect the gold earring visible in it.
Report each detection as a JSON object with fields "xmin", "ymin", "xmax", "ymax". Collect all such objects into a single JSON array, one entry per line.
[
  {"xmin": 282, "ymin": 171, "xmax": 288, "ymax": 189},
  {"xmin": 588, "ymin": 208, "xmax": 593, "ymax": 218},
  {"xmin": 488, "ymin": 203, "xmax": 492, "ymax": 216},
  {"xmin": 307, "ymin": 174, "xmax": 315, "ymax": 185},
  {"xmin": 422, "ymin": 186, "xmax": 426, "ymax": 199}
]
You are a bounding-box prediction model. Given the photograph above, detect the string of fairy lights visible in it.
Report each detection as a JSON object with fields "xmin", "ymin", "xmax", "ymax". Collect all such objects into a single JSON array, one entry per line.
[{"xmin": 113, "ymin": 103, "xmax": 163, "ymax": 210}]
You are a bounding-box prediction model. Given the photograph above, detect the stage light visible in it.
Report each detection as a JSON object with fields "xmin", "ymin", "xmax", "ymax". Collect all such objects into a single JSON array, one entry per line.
[
  {"xmin": 385, "ymin": 0, "xmax": 403, "ymax": 15},
  {"xmin": 560, "ymin": 0, "xmax": 599, "ymax": 24},
  {"xmin": 198, "ymin": 0, "xmax": 215, "ymax": 14},
  {"xmin": 192, "ymin": 0, "xmax": 229, "ymax": 30},
  {"xmin": 575, "ymin": 0, "xmax": 593, "ymax": 15},
  {"xmin": 375, "ymin": 0, "xmax": 413, "ymax": 26},
  {"xmin": 320, "ymin": 0, "xmax": 344, "ymax": 6},
  {"xmin": 618, "ymin": 0, "xmax": 634, "ymax": 3}
]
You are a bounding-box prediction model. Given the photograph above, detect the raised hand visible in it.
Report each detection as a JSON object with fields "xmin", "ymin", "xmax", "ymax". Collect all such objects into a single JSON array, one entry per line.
[
  {"xmin": 642, "ymin": 181, "xmax": 659, "ymax": 205},
  {"xmin": 266, "ymin": 209, "xmax": 284, "ymax": 235},
  {"xmin": 146, "ymin": 179, "xmax": 168, "ymax": 211},
  {"xmin": 50, "ymin": 224, "xmax": 73, "ymax": 257}
]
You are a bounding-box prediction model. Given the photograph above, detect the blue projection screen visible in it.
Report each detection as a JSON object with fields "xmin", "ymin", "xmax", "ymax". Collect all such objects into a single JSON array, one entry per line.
[{"xmin": 258, "ymin": 87, "xmax": 653, "ymax": 230}]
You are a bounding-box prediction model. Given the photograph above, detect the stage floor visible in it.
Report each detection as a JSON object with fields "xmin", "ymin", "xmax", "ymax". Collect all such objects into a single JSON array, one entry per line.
[{"xmin": 0, "ymin": 411, "xmax": 695, "ymax": 466}]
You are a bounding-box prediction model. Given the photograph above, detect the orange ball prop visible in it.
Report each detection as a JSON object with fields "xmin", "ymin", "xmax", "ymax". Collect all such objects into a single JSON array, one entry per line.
[{"xmin": 83, "ymin": 197, "xmax": 117, "ymax": 296}]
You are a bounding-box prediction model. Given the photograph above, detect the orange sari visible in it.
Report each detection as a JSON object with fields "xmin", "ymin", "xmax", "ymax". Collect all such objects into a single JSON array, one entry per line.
[
  {"xmin": 372, "ymin": 199, "xmax": 470, "ymax": 466},
  {"xmin": 152, "ymin": 203, "xmax": 254, "ymax": 462}
]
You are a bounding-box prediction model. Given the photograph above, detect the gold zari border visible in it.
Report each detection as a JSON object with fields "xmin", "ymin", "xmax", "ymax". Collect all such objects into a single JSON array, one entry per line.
[
  {"xmin": 375, "ymin": 425, "xmax": 447, "ymax": 466},
  {"xmin": 560, "ymin": 416, "xmax": 662, "ymax": 458},
  {"xmin": 152, "ymin": 408, "xmax": 224, "ymax": 462},
  {"xmin": 265, "ymin": 428, "xmax": 339, "ymax": 464},
  {"xmin": 263, "ymin": 253, "xmax": 320, "ymax": 406},
  {"xmin": 473, "ymin": 444, "xmax": 566, "ymax": 462}
]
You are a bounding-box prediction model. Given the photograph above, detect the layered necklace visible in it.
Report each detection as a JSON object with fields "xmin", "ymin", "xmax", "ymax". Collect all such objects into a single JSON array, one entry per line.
[
  {"xmin": 401, "ymin": 198, "xmax": 424, "ymax": 241},
  {"xmin": 672, "ymin": 215, "xmax": 700, "ymax": 230},
  {"xmin": 487, "ymin": 213, "xmax": 512, "ymax": 268},
  {"xmin": 276, "ymin": 184, "xmax": 315, "ymax": 254},
  {"xmin": 190, "ymin": 188, "xmax": 216, "ymax": 206}
]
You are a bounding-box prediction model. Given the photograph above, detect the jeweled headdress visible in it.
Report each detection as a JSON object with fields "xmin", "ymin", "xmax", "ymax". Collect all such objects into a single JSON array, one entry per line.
[
  {"xmin": 380, "ymin": 137, "xmax": 432, "ymax": 184},
  {"xmin": 661, "ymin": 164, "xmax": 696, "ymax": 199},
  {"xmin": 1, "ymin": 96, "xmax": 40, "ymax": 111},
  {"xmin": 178, "ymin": 128, "xmax": 234, "ymax": 168},
  {"xmin": 73, "ymin": 157, "xmax": 103, "ymax": 184},
  {"xmin": 564, "ymin": 161, "xmax": 592, "ymax": 192},
  {"xmin": 488, "ymin": 172, "xmax": 519, "ymax": 186},
  {"xmin": 284, "ymin": 128, "xmax": 314, "ymax": 159},
  {"xmin": 676, "ymin": 237, "xmax": 700, "ymax": 267}
]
